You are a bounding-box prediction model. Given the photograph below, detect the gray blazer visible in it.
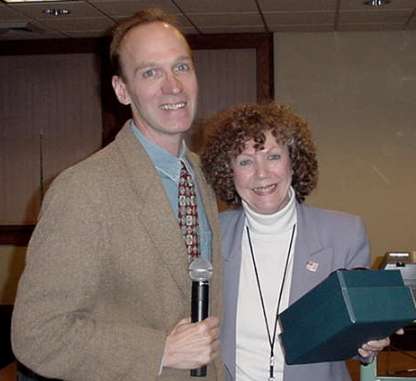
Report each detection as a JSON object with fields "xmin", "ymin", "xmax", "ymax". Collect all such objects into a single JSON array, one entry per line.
[
  {"xmin": 220, "ymin": 203, "xmax": 370, "ymax": 381},
  {"xmin": 12, "ymin": 122, "xmax": 224, "ymax": 381}
]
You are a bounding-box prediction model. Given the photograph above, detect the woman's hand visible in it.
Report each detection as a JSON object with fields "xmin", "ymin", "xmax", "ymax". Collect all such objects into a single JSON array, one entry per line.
[{"xmin": 358, "ymin": 328, "xmax": 404, "ymax": 360}]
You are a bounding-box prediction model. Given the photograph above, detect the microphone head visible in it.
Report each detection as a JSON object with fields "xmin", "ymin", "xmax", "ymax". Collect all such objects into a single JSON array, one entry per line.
[{"xmin": 189, "ymin": 257, "xmax": 213, "ymax": 282}]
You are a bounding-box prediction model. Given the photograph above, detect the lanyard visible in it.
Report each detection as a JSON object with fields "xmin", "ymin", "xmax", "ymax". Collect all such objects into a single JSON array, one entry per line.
[{"xmin": 246, "ymin": 224, "xmax": 296, "ymax": 381}]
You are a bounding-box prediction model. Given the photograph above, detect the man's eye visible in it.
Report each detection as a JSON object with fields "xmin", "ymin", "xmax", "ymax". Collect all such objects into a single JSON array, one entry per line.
[
  {"xmin": 175, "ymin": 63, "xmax": 190, "ymax": 72},
  {"xmin": 142, "ymin": 69, "xmax": 158, "ymax": 79}
]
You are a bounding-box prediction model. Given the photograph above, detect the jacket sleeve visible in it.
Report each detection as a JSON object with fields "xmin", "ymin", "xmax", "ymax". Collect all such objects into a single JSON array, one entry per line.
[{"xmin": 11, "ymin": 170, "xmax": 167, "ymax": 381}]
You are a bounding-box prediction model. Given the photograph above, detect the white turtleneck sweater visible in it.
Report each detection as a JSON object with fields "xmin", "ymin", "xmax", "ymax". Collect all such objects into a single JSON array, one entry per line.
[{"xmin": 236, "ymin": 188, "xmax": 297, "ymax": 381}]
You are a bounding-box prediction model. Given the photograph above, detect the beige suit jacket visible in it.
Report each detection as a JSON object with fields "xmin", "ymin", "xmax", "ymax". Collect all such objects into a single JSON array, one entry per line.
[{"xmin": 12, "ymin": 122, "xmax": 224, "ymax": 381}]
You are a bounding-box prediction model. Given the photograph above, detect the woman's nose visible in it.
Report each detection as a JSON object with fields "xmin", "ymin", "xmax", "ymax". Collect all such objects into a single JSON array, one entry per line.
[{"xmin": 255, "ymin": 161, "xmax": 268, "ymax": 178}]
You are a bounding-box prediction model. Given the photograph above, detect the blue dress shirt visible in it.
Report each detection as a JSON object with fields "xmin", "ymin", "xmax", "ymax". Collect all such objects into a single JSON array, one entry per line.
[{"xmin": 130, "ymin": 121, "xmax": 212, "ymax": 261}]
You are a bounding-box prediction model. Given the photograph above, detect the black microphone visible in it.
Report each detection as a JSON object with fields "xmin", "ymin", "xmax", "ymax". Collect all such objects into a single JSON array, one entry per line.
[{"xmin": 189, "ymin": 257, "xmax": 213, "ymax": 377}]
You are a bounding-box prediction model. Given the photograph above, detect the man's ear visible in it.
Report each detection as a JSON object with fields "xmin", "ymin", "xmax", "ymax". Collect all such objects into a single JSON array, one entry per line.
[{"xmin": 112, "ymin": 75, "xmax": 131, "ymax": 105}]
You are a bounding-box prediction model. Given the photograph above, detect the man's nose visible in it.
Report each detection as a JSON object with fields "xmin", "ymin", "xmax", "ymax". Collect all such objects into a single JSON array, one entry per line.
[{"xmin": 162, "ymin": 73, "xmax": 183, "ymax": 94}]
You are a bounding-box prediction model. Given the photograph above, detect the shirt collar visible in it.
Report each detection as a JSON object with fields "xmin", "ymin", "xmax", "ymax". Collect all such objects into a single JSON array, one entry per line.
[{"xmin": 129, "ymin": 120, "xmax": 187, "ymax": 183}]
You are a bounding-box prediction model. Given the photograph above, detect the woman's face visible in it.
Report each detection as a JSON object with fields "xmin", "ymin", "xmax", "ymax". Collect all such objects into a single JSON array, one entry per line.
[{"xmin": 231, "ymin": 130, "xmax": 293, "ymax": 215}]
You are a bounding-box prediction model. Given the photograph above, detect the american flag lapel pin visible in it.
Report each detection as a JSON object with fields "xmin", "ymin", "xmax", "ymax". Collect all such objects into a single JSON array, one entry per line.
[{"xmin": 306, "ymin": 260, "xmax": 319, "ymax": 272}]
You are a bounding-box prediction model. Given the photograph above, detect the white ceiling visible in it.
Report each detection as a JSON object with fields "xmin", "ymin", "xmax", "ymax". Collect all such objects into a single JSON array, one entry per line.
[{"xmin": 0, "ymin": 0, "xmax": 415, "ymax": 40}]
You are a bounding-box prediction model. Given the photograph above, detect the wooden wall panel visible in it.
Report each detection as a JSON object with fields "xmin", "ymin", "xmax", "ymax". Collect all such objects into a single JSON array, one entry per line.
[
  {"xmin": 0, "ymin": 53, "xmax": 102, "ymax": 225},
  {"xmin": 0, "ymin": 57, "xmax": 42, "ymax": 225},
  {"xmin": 186, "ymin": 48, "xmax": 257, "ymax": 153},
  {"xmin": 193, "ymin": 48, "xmax": 257, "ymax": 118},
  {"xmin": 0, "ymin": 33, "xmax": 273, "ymax": 243}
]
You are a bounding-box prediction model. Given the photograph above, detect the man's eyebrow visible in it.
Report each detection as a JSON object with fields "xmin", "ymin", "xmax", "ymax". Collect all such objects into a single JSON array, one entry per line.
[
  {"xmin": 133, "ymin": 62, "xmax": 158, "ymax": 76},
  {"xmin": 133, "ymin": 55, "xmax": 193, "ymax": 76},
  {"xmin": 176, "ymin": 55, "xmax": 193, "ymax": 62}
]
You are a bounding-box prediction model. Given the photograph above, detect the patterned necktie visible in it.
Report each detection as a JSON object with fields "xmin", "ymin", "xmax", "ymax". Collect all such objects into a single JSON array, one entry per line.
[{"xmin": 178, "ymin": 161, "xmax": 200, "ymax": 259}]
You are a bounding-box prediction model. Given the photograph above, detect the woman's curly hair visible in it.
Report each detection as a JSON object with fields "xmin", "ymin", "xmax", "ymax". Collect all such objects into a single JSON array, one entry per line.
[{"xmin": 201, "ymin": 102, "xmax": 318, "ymax": 206}]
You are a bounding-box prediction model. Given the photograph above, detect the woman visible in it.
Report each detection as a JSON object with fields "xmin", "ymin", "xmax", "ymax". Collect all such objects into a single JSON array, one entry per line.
[{"xmin": 201, "ymin": 102, "xmax": 392, "ymax": 381}]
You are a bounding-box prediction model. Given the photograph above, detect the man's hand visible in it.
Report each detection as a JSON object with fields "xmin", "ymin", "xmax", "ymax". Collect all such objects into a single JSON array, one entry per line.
[
  {"xmin": 358, "ymin": 328, "xmax": 404, "ymax": 359},
  {"xmin": 162, "ymin": 316, "xmax": 220, "ymax": 370}
]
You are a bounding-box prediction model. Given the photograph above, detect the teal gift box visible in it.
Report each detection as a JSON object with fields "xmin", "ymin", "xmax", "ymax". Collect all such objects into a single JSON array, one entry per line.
[{"xmin": 279, "ymin": 269, "xmax": 416, "ymax": 365}]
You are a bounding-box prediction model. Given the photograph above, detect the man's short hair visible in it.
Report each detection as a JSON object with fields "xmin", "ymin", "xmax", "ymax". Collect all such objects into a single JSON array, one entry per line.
[{"xmin": 110, "ymin": 8, "xmax": 179, "ymax": 78}]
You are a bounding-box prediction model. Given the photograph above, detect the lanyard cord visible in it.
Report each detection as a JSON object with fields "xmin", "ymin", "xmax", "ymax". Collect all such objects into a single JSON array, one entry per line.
[{"xmin": 245, "ymin": 223, "xmax": 296, "ymax": 379}]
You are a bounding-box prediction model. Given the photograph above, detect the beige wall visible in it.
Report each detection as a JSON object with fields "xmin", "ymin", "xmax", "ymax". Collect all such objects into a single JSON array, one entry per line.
[{"xmin": 274, "ymin": 31, "xmax": 416, "ymax": 265}]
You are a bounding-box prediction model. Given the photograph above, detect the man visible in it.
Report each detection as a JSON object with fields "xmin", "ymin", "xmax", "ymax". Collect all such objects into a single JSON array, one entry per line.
[{"xmin": 12, "ymin": 9, "xmax": 224, "ymax": 381}]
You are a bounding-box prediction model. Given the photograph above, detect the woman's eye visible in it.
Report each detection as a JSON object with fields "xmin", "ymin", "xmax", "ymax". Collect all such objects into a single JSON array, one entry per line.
[
  {"xmin": 269, "ymin": 154, "xmax": 281, "ymax": 160},
  {"xmin": 238, "ymin": 159, "xmax": 252, "ymax": 167}
]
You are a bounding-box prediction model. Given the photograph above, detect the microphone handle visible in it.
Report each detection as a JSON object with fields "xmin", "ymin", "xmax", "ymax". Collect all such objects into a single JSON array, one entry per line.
[{"xmin": 191, "ymin": 280, "xmax": 209, "ymax": 377}]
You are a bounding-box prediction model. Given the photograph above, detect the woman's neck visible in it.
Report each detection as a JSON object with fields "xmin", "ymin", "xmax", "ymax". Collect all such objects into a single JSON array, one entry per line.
[{"xmin": 243, "ymin": 187, "xmax": 296, "ymax": 235}]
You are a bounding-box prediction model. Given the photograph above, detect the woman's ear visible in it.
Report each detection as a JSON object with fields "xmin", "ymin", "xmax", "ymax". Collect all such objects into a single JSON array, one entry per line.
[{"xmin": 112, "ymin": 75, "xmax": 131, "ymax": 106}]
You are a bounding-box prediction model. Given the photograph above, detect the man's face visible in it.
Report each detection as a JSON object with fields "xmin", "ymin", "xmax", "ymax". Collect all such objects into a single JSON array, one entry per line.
[{"xmin": 112, "ymin": 22, "xmax": 198, "ymax": 153}]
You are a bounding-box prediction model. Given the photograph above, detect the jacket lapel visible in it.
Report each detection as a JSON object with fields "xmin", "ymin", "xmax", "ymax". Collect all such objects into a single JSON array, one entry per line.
[
  {"xmin": 289, "ymin": 203, "xmax": 335, "ymax": 304},
  {"xmin": 114, "ymin": 124, "xmax": 189, "ymax": 298},
  {"xmin": 188, "ymin": 153, "xmax": 223, "ymax": 316},
  {"xmin": 188, "ymin": 152, "xmax": 217, "ymax": 242},
  {"xmin": 221, "ymin": 209, "xmax": 245, "ymax": 380}
]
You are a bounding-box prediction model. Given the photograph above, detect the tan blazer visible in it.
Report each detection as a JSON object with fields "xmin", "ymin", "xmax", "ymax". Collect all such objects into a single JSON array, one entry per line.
[{"xmin": 12, "ymin": 122, "xmax": 224, "ymax": 381}]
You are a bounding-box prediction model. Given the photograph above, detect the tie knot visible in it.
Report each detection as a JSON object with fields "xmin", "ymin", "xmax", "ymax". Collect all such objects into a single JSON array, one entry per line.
[{"xmin": 180, "ymin": 162, "xmax": 194, "ymax": 189}]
